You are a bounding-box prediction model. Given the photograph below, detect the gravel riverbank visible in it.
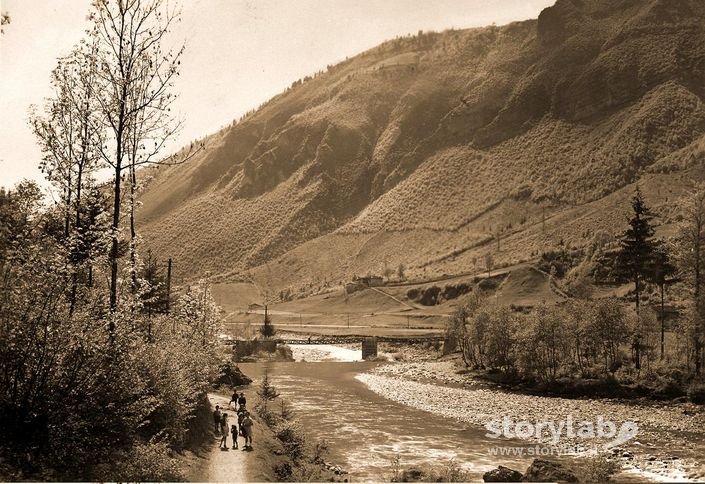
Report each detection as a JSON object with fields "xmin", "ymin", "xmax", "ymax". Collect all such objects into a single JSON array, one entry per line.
[{"xmin": 357, "ymin": 362, "xmax": 705, "ymax": 482}]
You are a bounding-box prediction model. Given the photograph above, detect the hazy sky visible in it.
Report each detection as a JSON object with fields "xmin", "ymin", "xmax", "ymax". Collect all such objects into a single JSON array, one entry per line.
[{"xmin": 0, "ymin": 0, "xmax": 553, "ymax": 187}]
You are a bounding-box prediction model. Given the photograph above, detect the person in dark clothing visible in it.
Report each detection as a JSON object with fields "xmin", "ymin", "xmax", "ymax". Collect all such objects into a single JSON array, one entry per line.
[
  {"xmin": 237, "ymin": 392, "xmax": 246, "ymax": 410},
  {"xmin": 237, "ymin": 410, "xmax": 245, "ymax": 436},
  {"xmin": 230, "ymin": 391, "xmax": 238, "ymax": 409},
  {"xmin": 213, "ymin": 405, "xmax": 222, "ymax": 433}
]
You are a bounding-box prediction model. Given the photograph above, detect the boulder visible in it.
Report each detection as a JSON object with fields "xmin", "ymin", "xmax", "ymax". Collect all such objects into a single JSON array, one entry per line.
[
  {"xmin": 522, "ymin": 459, "xmax": 578, "ymax": 483},
  {"xmin": 483, "ymin": 465, "xmax": 524, "ymax": 482}
]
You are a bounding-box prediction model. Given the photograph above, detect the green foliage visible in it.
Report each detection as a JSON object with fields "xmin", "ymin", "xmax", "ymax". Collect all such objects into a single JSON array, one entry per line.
[
  {"xmin": 259, "ymin": 308, "xmax": 277, "ymax": 339},
  {"xmin": 390, "ymin": 457, "xmax": 469, "ymax": 483},
  {"xmin": 579, "ymin": 455, "xmax": 619, "ymax": 483},
  {"xmin": 451, "ymin": 295, "xmax": 638, "ymax": 381},
  {"xmin": 409, "ymin": 283, "xmax": 471, "ymax": 306},
  {"xmin": 275, "ymin": 421, "xmax": 307, "ymax": 462},
  {"xmin": 537, "ymin": 248, "xmax": 584, "ymax": 279},
  {"xmin": 257, "ymin": 371, "xmax": 280, "ymax": 411},
  {"xmin": 517, "ymin": 305, "xmax": 570, "ymax": 383},
  {"xmin": 0, "ymin": 180, "xmax": 222, "ymax": 479},
  {"xmin": 617, "ymin": 187, "xmax": 658, "ymax": 286}
]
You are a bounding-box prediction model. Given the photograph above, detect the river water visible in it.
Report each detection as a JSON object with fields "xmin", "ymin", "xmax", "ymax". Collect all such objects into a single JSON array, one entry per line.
[
  {"xmin": 240, "ymin": 346, "xmax": 704, "ymax": 482},
  {"xmin": 240, "ymin": 360, "xmax": 539, "ymax": 481}
]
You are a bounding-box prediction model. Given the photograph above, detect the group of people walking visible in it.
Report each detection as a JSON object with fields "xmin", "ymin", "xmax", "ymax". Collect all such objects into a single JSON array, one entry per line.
[{"xmin": 213, "ymin": 391, "xmax": 253, "ymax": 451}]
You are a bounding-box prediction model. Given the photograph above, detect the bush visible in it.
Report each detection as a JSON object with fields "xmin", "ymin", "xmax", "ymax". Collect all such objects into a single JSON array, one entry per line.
[
  {"xmin": 419, "ymin": 286, "xmax": 442, "ymax": 306},
  {"xmin": 94, "ymin": 443, "xmax": 184, "ymax": 482},
  {"xmin": 391, "ymin": 459, "xmax": 469, "ymax": 483},
  {"xmin": 274, "ymin": 462, "xmax": 293, "ymax": 481},
  {"xmin": 687, "ymin": 382, "xmax": 705, "ymax": 404},
  {"xmin": 580, "ymin": 455, "xmax": 619, "ymax": 482},
  {"xmin": 442, "ymin": 283, "xmax": 472, "ymax": 301},
  {"xmin": 478, "ymin": 277, "xmax": 500, "ymax": 291},
  {"xmin": 214, "ymin": 363, "xmax": 253, "ymax": 387},
  {"xmin": 275, "ymin": 422, "xmax": 307, "ymax": 461},
  {"xmin": 277, "ymin": 344, "xmax": 294, "ymax": 361}
]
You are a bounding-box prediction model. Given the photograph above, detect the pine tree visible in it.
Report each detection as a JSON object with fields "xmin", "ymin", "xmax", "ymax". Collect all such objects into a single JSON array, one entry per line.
[
  {"xmin": 257, "ymin": 371, "xmax": 280, "ymax": 411},
  {"xmin": 617, "ymin": 187, "xmax": 657, "ymax": 370},
  {"xmin": 259, "ymin": 305, "xmax": 276, "ymax": 339}
]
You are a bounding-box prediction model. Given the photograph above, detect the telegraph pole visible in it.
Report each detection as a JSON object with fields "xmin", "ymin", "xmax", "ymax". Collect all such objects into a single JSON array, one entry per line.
[{"xmin": 166, "ymin": 257, "xmax": 172, "ymax": 314}]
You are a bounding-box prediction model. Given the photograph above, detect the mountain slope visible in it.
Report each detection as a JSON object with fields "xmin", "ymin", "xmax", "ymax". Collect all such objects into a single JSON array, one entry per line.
[{"xmin": 139, "ymin": 0, "xmax": 705, "ymax": 292}]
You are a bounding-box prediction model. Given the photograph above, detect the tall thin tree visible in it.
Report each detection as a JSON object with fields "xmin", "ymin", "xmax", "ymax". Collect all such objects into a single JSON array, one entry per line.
[
  {"xmin": 676, "ymin": 184, "xmax": 705, "ymax": 374},
  {"xmin": 30, "ymin": 40, "xmax": 103, "ymax": 315},
  {"xmin": 651, "ymin": 242, "xmax": 676, "ymax": 359},
  {"xmin": 87, "ymin": 0, "xmax": 201, "ymax": 327}
]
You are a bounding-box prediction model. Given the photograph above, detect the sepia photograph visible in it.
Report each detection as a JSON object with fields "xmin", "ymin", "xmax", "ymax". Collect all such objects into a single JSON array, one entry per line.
[{"xmin": 1, "ymin": 0, "xmax": 705, "ymax": 482}]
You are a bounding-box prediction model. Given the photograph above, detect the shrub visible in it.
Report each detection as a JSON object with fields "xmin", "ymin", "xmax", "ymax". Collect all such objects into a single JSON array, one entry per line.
[
  {"xmin": 275, "ymin": 422, "xmax": 307, "ymax": 461},
  {"xmin": 687, "ymin": 382, "xmax": 705, "ymax": 404},
  {"xmin": 214, "ymin": 363, "xmax": 253, "ymax": 387},
  {"xmin": 276, "ymin": 344, "xmax": 294, "ymax": 361},
  {"xmin": 419, "ymin": 286, "xmax": 442, "ymax": 306},
  {"xmin": 274, "ymin": 462, "xmax": 293, "ymax": 481},
  {"xmin": 96, "ymin": 443, "xmax": 185, "ymax": 482},
  {"xmin": 580, "ymin": 455, "xmax": 619, "ymax": 482}
]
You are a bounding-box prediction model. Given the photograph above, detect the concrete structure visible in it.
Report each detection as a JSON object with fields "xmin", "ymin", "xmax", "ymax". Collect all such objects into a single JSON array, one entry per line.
[{"xmin": 362, "ymin": 337, "xmax": 378, "ymax": 360}]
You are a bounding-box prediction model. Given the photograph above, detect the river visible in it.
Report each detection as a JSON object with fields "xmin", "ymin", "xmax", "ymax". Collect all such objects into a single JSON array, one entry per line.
[
  {"xmin": 241, "ymin": 345, "xmax": 547, "ymax": 482},
  {"xmin": 239, "ymin": 345, "xmax": 705, "ymax": 482}
]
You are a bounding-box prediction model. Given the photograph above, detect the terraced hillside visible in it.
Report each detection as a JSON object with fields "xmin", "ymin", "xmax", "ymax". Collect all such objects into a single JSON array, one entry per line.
[{"xmin": 140, "ymin": 0, "xmax": 705, "ymax": 296}]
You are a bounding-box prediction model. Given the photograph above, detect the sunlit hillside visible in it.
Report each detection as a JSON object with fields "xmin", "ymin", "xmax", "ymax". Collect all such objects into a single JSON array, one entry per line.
[{"xmin": 139, "ymin": 0, "xmax": 705, "ymax": 295}]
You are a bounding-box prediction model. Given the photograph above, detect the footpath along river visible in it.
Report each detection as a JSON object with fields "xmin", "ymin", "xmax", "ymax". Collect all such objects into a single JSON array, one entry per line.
[{"xmin": 240, "ymin": 345, "xmax": 705, "ymax": 482}]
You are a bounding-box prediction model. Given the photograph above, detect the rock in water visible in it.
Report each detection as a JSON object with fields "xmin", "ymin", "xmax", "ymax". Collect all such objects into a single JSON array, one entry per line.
[
  {"xmin": 522, "ymin": 459, "xmax": 578, "ymax": 483},
  {"xmin": 483, "ymin": 465, "xmax": 524, "ymax": 482}
]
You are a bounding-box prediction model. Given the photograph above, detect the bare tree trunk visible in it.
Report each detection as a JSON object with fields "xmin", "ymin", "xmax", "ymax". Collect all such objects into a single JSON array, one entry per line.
[
  {"xmin": 109, "ymin": 160, "xmax": 121, "ymax": 319},
  {"xmin": 660, "ymin": 283, "xmax": 665, "ymax": 360},
  {"xmin": 129, "ymin": 163, "xmax": 138, "ymax": 297},
  {"xmin": 634, "ymin": 275, "xmax": 641, "ymax": 370}
]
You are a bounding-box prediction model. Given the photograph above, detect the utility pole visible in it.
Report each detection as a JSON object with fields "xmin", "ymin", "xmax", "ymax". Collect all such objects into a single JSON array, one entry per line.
[
  {"xmin": 347, "ymin": 313, "xmax": 350, "ymax": 328},
  {"xmin": 166, "ymin": 257, "xmax": 172, "ymax": 314}
]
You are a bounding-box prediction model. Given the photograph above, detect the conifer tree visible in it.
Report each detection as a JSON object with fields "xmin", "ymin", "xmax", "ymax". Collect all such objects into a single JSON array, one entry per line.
[
  {"xmin": 617, "ymin": 186, "xmax": 657, "ymax": 369},
  {"xmin": 257, "ymin": 371, "xmax": 280, "ymax": 411}
]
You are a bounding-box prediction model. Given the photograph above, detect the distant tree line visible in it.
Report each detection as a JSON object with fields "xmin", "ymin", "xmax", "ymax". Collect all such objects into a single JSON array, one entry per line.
[{"xmin": 450, "ymin": 184, "xmax": 705, "ymax": 397}]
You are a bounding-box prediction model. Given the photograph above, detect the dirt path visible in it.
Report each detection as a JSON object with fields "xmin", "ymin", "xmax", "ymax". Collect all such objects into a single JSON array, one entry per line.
[{"xmin": 202, "ymin": 393, "xmax": 250, "ymax": 482}]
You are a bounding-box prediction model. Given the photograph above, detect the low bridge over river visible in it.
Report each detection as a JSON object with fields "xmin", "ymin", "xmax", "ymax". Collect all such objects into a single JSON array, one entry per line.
[
  {"xmin": 223, "ymin": 334, "xmax": 449, "ymax": 360},
  {"xmin": 222, "ymin": 335, "xmax": 445, "ymax": 346}
]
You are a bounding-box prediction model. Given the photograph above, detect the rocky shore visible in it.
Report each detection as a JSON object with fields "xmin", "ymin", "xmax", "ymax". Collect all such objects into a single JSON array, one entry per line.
[{"xmin": 357, "ymin": 361, "xmax": 705, "ymax": 481}]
